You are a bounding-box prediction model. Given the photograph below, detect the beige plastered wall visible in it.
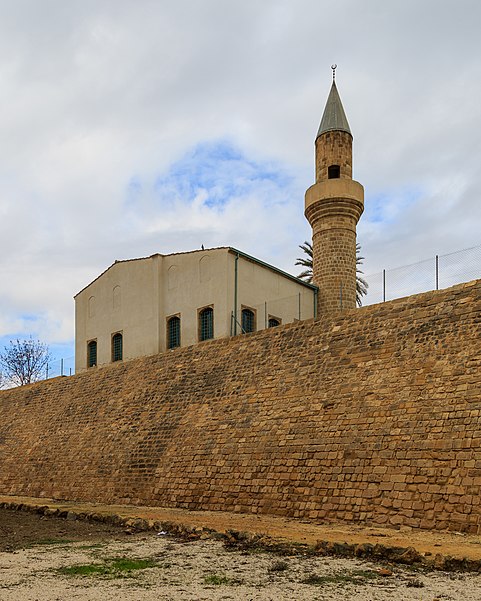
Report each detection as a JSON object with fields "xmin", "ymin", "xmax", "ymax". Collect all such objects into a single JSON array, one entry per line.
[
  {"xmin": 160, "ymin": 248, "xmax": 231, "ymax": 350},
  {"xmin": 75, "ymin": 257, "xmax": 161, "ymax": 371},
  {"xmin": 75, "ymin": 249, "xmax": 315, "ymax": 372},
  {"xmin": 231, "ymin": 253, "xmax": 315, "ymax": 331}
]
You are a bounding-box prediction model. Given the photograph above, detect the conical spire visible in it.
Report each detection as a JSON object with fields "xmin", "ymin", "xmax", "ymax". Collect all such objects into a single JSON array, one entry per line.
[{"xmin": 316, "ymin": 81, "xmax": 351, "ymax": 139}]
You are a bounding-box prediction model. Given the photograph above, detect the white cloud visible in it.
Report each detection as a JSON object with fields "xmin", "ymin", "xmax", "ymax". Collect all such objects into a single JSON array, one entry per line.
[{"xmin": 0, "ymin": 0, "xmax": 480, "ymax": 349}]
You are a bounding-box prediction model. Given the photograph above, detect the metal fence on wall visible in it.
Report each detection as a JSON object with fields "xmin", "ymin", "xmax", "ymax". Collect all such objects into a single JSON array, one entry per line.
[
  {"xmin": 230, "ymin": 289, "xmax": 317, "ymax": 335},
  {"xmin": 0, "ymin": 354, "xmax": 75, "ymax": 389},
  {"xmin": 3, "ymin": 244, "xmax": 479, "ymax": 387},
  {"xmin": 363, "ymin": 244, "xmax": 481, "ymax": 306},
  {"xmin": 45, "ymin": 355, "xmax": 75, "ymax": 379}
]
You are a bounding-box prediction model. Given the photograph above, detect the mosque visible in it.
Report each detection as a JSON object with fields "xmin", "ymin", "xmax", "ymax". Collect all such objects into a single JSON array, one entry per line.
[
  {"xmin": 74, "ymin": 69, "xmax": 363, "ymax": 372},
  {"xmin": 4, "ymin": 72, "xmax": 480, "ymax": 536}
]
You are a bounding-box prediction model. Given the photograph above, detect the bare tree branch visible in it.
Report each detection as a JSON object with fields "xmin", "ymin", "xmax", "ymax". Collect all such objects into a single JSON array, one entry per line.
[{"xmin": 0, "ymin": 338, "xmax": 51, "ymax": 387}]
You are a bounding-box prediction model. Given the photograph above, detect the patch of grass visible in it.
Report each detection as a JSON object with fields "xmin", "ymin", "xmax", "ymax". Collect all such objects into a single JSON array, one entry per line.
[
  {"xmin": 351, "ymin": 569, "xmax": 380, "ymax": 580},
  {"xmin": 203, "ymin": 573, "xmax": 236, "ymax": 586},
  {"xmin": 77, "ymin": 543, "xmax": 105, "ymax": 550},
  {"xmin": 30, "ymin": 538, "xmax": 73, "ymax": 547},
  {"xmin": 57, "ymin": 556, "xmax": 158, "ymax": 579},
  {"xmin": 302, "ymin": 569, "xmax": 379, "ymax": 586},
  {"xmin": 268, "ymin": 560, "xmax": 289, "ymax": 572}
]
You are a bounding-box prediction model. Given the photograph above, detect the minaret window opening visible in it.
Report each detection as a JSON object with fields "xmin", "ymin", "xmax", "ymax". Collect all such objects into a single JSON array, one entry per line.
[{"xmin": 328, "ymin": 165, "xmax": 340, "ymax": 179}]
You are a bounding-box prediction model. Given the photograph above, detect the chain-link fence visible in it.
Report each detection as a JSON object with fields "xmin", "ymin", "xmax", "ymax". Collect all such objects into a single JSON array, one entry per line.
[
  {"xmin": 363, "ymin": 244, "xmax": 481, "ymax": 306},
  {"xmin": 45, "ymin": 355, "xmax": 75, "ymax": 379},
  {"xmin": 0, "ymin": 354, "xmax": 75, "ymax": 389},
  {"xmin": 3, "ymin": 245, "xmax": 478, "ymax": 388}
]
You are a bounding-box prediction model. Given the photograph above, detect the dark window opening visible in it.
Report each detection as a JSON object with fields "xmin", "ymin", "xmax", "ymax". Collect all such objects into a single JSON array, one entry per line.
[
  {"xmin": 87, "ymin": 340, "xmax": 97, "ymax": 367},
  {"xmin": 268, "ymin": 318, "xmax": 281, "ymax": 328},
  {"xmin": 199, "ymin": 307, "xmax": 214, "ymax": 341},
  {"xmin": 112, "ymin": 332, "xmax": 123, "ymax": 362},
  {"xmin": 328, "ymin": 164, "xmax": 340, "ymax": 179},
  {"xmin": 241, "ymin": 309, "xmax": 255, "ymax": 333},
  {"xmin": 168, "ymin": 316, "xmax": 181, "ymax": 349}
]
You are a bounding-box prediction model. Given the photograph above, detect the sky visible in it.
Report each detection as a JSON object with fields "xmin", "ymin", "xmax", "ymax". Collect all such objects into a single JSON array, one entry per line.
[{"xmin": 0, "ymin": 0, "xmax": 480, "ymax": 368}]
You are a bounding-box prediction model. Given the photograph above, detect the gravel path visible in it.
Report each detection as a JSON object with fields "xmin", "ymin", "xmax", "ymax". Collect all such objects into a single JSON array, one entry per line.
[{"xmin": 1, "ymin": 534, "xmax": 481, "ymax": 600}]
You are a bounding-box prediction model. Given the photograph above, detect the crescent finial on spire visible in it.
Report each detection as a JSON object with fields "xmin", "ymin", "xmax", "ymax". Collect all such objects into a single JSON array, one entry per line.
[{"xmin": 331, "ymin": 64, "xmax": 337, "ymax": 82}]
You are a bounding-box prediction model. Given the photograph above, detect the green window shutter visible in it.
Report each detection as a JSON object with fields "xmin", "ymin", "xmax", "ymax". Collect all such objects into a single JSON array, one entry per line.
[
  {"xmin": 168, "ymin": 316, "xmax": 181, "ymax": 349},
  {"xmin": 112, "ymin": 333, "xmax": 123, "ymax": 362},
  {"xmin": 87, "ymin": 340, "xmax": 97, "ymax": 367},
  {"xmin": 241, "ymin": 309, "xmax": 255, "ymax": 333},
  {"xmin": 199, "ymin": 308, "xmax": 214, "ymax": 341}
]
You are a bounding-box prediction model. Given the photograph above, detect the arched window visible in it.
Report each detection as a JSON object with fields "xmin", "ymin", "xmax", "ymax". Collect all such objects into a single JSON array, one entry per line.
[
  {"xmin": 199, "ymin": 307, "xmax": 214, "ymax": 341},
  {"xmin": 328, "ymin": 164, "xmax": 340, "ymax": 179},
  {"xmin": 87, "ymin": 340, "xmax": 97, "ymax": 367},
  {"xmin": 167, "ymin": 315, "xmax": 181, "ymax": 349},
  {"xmin": 112, "ymin": 332, "xmax": 123, "ymax": 362},
  {"xmin": 168, "ymin": 265, "xmax": 178, "ymax": 290},
  {"xmin": 113, "ymin": 285, "xmax": 121, "ymax": 310},
  {"xmin": 268, "ymin": 317, "xmax": 281, "ymax": 328},
  {"xmin": 199, "ymin": 255, "xmax": 212, "ymax": 282},
  {"xmin": 88, "ymin": 296, "xmax": 96, "ymax": 318},
  {"xmin": 241, "ymin": 308, "xmax": 255, "ymax": 333}
]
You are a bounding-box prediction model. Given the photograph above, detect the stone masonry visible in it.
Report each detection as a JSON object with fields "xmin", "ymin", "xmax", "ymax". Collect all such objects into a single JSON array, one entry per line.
[
  {"xmin": 0, "ymin": 280, "xmax": 480, "ymax": 533},
  {"xmin": 305, "ymin": 116, "xmax": 364, "ymax": 314}
]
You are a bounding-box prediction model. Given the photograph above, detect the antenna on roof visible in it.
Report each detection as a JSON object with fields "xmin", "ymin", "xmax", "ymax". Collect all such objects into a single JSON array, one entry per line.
[{"xmin": 331, "ymin": 64, "xmax": 337, "ymax": 82}]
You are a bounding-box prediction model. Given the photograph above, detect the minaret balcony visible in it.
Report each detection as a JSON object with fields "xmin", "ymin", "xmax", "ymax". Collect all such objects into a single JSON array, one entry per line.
[{"xmin": 305, "ymin": 179, "xmax": 364, "ymax": 224}]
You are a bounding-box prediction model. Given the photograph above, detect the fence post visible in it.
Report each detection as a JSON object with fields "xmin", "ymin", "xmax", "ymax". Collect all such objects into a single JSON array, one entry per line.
[
  {"xmin": 61, "ymin": 358, "xmax": 64, "ymax": 376},
  {"xmin": 382, "ymin": 269, "xmax": 386, "ymax": 302},
  {"xmin": 435, "ymin": 254, "xmax": 439, "ymax": 290},
  {"xmin": 46, "ymin": 363, "xmax": 49, "ymax": 379}
]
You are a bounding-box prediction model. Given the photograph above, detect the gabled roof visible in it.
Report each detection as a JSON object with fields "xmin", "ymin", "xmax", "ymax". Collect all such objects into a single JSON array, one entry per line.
[
  {"xmin": 228, "ymin": 248, "xmax": 317, "ymax": 290},
  {"xmin": 74, "ymin": 246, "xmax": 317, "ymax": 297},
  {"xmin": 316, "ymin": 81, "xmax": 351, "ymax": 138}
]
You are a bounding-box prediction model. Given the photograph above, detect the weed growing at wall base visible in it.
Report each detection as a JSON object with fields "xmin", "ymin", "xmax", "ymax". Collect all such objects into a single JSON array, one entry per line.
[
  {"xmin": 56, "ymin": 556, "xmax": 159, "ymax": 578},
  {"xmin": 203, "ymin": 572, "xmax": 242, "ymax": 585},
  {"xmin": 302, "ymin": 569, "xmax": 379, "ymax": 586}
]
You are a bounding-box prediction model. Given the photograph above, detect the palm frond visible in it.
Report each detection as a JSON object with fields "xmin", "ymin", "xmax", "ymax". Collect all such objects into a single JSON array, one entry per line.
[
  {"xmin": 295, "ymin": 240, "xmax": 369, "ymax": 305},
  {"xmin": 295, "ymin": 241, "xmax": 313, "ymax": 281}
]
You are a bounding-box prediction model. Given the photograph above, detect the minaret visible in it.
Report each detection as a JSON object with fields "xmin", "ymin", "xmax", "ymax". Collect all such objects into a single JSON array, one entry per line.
[{"xmin": 304, "ymin": 66, "xmax": 364, "ymax": 313}]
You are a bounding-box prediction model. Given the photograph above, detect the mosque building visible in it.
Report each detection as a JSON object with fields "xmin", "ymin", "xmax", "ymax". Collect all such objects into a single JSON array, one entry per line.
[{"xmin": 74, "ymin": 69, "xmax": 362, "ymax": 372}]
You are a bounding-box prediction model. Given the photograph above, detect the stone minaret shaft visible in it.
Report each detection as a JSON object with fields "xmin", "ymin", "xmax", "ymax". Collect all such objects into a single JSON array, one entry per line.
[{"xmin": 304, "ymin": 79, "xmax": 364, "ymax": 313}]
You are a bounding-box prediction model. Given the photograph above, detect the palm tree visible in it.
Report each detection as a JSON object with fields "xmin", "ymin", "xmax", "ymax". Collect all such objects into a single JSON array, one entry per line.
[{"xmin": 295, "ymin": 241, "xmax": 368, "ymax": 307}]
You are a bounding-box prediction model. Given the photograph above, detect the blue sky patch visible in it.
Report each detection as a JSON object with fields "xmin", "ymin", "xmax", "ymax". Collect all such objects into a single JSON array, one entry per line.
[
  {"xmin": 364, "ymin": 185, "xmax": 425, "ymax": 224},
  {"xmin": 150, "ymin": 139, "xmax": 295, "ymax": 209}
]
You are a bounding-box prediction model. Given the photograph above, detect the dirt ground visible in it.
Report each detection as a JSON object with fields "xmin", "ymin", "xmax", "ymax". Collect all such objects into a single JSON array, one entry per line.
[
  {"xmin": 3, "ymin": 495, "xmax": 481, "ymax": 564},
  {"xmin": 0, "ymin": 508, "xmax": 128, "ymax": 552},
  {"xmin": 1, "ymin": 507, "xmax": 481, "ymax": 600}
]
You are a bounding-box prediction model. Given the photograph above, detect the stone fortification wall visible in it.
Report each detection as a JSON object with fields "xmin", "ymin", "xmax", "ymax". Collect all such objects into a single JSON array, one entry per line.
[{"xmin": 0, "ymin": 280, "xmax": 480, "ymax": 532}]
